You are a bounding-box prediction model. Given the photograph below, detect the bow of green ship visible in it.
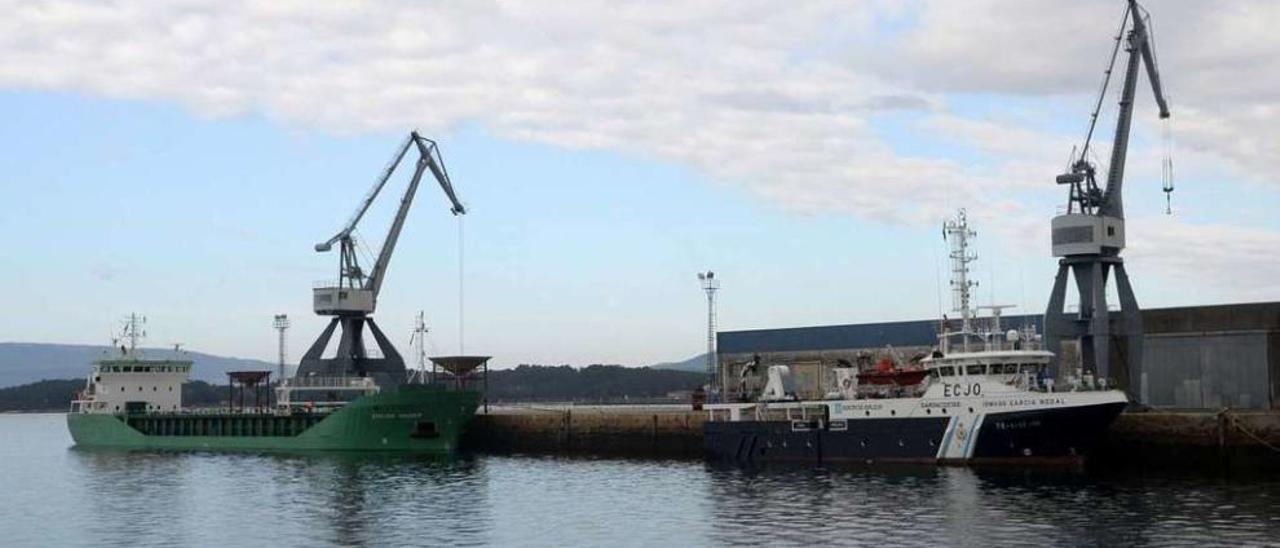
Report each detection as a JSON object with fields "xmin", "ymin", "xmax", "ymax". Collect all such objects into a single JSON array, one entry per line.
[{"xmin": 67, "ymin": 384, "xmax": 480, "ymax": 453}]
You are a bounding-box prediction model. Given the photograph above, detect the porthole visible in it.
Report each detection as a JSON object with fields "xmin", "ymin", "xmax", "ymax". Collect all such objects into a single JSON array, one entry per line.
[
  {"xmin": 926, "ymin": 409, "xmax": 932, "ymax": 415},
  {"xmin": 968, "ymin": 407, "xmax": 974, "ymax": 414},
  {"xmin": 890, "ymin": 410, "xmax": 896, "ymax": 416},
  {"xmin": 865, "ymin": 410, "xmax": 870, "ymax": 417}
]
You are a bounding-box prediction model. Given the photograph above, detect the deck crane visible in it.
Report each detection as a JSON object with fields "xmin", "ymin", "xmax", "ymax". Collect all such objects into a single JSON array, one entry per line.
[
  {"xmin": 297, "ymin": 131, "xmax": 465, "ymax": 387},
  {"xmin": 1044, "ymin": 0, "xmax": 1170, "ymax": 392}
]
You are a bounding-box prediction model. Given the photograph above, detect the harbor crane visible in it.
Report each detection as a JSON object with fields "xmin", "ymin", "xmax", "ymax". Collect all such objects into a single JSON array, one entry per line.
[
  {"xmin": 1044, "ymin": 0, "xmax": 1170, "ymax": 391},
  {"xmin": 297, "ymin": 131, "xmax": 466, "ymax": 387}
]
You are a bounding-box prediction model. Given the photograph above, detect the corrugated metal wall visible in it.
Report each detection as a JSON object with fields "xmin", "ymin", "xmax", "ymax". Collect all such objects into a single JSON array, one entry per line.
[{"xmin": 1141, "ymin": 332, "xmax": 1270, "ymax": 409}]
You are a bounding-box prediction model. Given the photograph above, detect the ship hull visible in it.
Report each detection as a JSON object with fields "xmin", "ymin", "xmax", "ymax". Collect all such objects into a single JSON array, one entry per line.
[
  {"xmin": 705, "ymin": 400, "xmax": 1127, "ymax": 466},
  {"xmin": 67, "ymin": 385, "xmax": 479, "ymax": 453}
]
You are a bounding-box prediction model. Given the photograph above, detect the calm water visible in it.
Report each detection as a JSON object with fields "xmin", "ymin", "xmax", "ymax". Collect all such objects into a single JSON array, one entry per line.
[{"xmin": 2, "ymin": 414, "xmax": 1279, "ymax": 547}]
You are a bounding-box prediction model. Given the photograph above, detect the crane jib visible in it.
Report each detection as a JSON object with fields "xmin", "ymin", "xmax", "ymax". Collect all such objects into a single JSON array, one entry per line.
[{"xmin": 312, "ymin": 131, "xmax": 467, "ymax": 315}]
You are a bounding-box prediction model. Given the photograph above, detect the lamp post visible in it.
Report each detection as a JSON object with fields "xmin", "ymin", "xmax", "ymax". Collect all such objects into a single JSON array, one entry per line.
[
  {"xmin": 697, "ymin": 271, "xmax": 719, "ymax": 402},
  {"xmin": 273, "ymin": 314, "xmax": 290, "ymax": 383}
]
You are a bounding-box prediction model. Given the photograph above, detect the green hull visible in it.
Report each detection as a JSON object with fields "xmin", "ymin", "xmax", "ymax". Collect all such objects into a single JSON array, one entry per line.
[{"xmin": 67, "ymin": 385, "xmax": 479, "ymax": 453}]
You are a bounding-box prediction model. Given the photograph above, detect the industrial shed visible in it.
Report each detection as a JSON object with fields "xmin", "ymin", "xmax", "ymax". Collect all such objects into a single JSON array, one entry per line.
[{"xmin": 717, "ymin": 302, "xmax": 1280, "ymax": 409}]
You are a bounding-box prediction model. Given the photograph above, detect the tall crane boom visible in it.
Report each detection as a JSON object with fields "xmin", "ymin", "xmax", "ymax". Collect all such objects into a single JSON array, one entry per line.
[
  {"xmin": 1099, "ymin": 0, "xmax": 1170, "ymax": 219},
  {"xmin": 312, "ymin": 131, "xmax": 466, "ymax": 316},
  {"xmin": 365, "ymin": 134, "xmax": 465, "ymax": 299}
]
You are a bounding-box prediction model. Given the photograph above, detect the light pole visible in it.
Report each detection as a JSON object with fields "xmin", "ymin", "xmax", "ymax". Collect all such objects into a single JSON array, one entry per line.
[
  {"xmin": 697, "ymin": 271, "xmax": 719, "ymax": 402},
  {"xmin": 273, "ymin": 314, "xmax": 290, "ymax": 383}
]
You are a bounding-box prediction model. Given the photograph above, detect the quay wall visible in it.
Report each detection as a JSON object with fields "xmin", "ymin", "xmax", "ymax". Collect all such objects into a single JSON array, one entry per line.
[
  {"xmin": 462, "ymin": 406, "xmax": 1280, "ymax": 467},
  {"xmin": 462, "ymin": 406, "xmax": 706, "ymax": 458}
]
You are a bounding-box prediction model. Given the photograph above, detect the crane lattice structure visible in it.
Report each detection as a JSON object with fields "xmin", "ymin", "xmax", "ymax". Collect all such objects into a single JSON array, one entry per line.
[
  {"xmin": 297, "ymin": 131, "xmax": 465, "ymax": 387},
  {"xmin": 1044, "ymin": 0, "xmax": 1170, "ymax": 390}
]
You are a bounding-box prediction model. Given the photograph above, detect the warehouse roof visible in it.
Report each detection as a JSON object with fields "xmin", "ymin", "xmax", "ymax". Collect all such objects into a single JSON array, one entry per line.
[{"xmin": 717, "ymin": 315, "xmax": 1044, "ymax": 354}]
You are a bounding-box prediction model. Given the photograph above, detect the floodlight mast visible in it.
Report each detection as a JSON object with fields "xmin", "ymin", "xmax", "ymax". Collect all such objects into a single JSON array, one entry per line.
[
  {"xmin": 698, "ymin": 271, "xmax": 719, "ymax": 401},
  {"xmin": 273, "ymin": 314, "xmax": 290, "ymax": 383}
]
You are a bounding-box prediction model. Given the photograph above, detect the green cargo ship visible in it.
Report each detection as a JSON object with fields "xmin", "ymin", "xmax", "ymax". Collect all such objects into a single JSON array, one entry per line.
[
  {"xmin": 68, "ymin": 379, "xmax": 479, "ymax": 452},
  {"xmin": 66, "ymin": 329, "xmax": 486, "ymax": 453}
]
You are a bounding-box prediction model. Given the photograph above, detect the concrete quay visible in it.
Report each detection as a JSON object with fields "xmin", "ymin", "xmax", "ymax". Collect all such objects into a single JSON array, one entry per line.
[
  {"xmin": 461, "ymin": 404, "xmax": 1280, "ymax": 468},
  {"xmin": 462, "ymin": 404, "xmax": 706, "ymax": 458}
]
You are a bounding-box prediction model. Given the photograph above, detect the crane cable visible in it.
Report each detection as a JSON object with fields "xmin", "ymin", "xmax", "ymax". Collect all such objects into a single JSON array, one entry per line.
[
  {"xmin": 1080, "ymin": 4, "xmax": 1131, "ymax": 163},
  {"xmin": 1162, "ymin": 119, "xmax": 1175, "ymax": 215},
  {"xmin": 457, "ymin": 214, "xmax": 465, "ymax": 355},
  {"xmin": 1143, "ymin": 2, "xmax": 1175, "ymax": 216}
]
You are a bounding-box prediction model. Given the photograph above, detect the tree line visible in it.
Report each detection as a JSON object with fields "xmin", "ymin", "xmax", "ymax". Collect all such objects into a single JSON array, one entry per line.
[
  {"xmin": 0, "ymin": 379, "xmax": 227, "ymax": 412},
  {"xmin": 0, "ymin": 365, "xmax": 707, "ymax": 411}
]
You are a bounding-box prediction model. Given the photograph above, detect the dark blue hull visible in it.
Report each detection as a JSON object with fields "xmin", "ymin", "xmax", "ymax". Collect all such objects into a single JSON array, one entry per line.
[{"xmin": 705, "ymin": 402, "xmax": 1127, "ymax": 465}]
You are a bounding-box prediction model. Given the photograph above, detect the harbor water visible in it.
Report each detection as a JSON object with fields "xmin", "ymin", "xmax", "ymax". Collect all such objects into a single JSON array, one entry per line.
[{"xmin": 2, "ymin": 413, "xmax": 1278, "ymax": 547}]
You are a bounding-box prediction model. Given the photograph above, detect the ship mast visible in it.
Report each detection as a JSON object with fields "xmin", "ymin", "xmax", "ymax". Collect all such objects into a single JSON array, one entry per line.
[
  {"xmin": 116, "ymin": 313, "xmax": 147, "ymax": 358},
  {"xmin": 942, "ymin": 210, "xmax": 978, "ymax": 352}
]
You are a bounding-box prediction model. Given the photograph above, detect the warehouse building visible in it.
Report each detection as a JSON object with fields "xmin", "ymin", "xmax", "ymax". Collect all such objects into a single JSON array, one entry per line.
[{"xmin": 717, "ymin": 302, "xmax": 1280, "ymax": 410}]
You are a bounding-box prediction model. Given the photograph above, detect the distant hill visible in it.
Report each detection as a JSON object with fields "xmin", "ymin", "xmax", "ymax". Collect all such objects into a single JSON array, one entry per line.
[
  {"xmin": 0, "ymin": 364, "xmax": 707, "ymax": 411},
  {"xmin": 0, "ymin": 343, "xmax": 277, "ymax": 388},
  {"xmin": 651, "ymin": 353, "xmax": 709, "ymax": 374}
]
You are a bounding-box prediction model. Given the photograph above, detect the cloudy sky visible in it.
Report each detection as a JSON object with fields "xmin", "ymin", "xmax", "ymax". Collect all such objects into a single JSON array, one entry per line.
[{"xmin": 1, "ymin": 0, "xmax": 1277, "ymax": 368}]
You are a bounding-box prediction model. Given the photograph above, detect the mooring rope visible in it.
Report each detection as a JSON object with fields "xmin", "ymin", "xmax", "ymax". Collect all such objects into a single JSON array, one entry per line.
[{"xmin": 1218, "ymin": 407, "xmax": 1280, "ymax": 454}]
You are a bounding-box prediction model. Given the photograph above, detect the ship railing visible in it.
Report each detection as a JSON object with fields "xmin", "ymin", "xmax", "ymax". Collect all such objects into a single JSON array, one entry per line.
[
  {"xmin": 279, "ymin": 376, "xmax": 379, "ymax": 389},
  {"xmin": 69, "ymin": 399, "xmax": 98, "ymax": 413},
  {"xmin": 276, "ymin": 376, "xmax": 380, "ymax": 408}
]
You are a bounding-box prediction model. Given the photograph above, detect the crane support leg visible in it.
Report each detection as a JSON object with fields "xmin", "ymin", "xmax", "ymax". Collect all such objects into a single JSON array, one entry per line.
[
  {"xmin": 1044, "ymin": 263, "xmax": 1073, "ymax": 376},
  {"xmin": 1114, "ymin": 262, "xmax": 1144, "ymax": 397},
  {"xmin": 296, "ymin": 316, "xmax": 407, "ymax": 387},
  {"xmin": 1043, "ymin": 256, "xmax": 1142, "ymax": 397}
]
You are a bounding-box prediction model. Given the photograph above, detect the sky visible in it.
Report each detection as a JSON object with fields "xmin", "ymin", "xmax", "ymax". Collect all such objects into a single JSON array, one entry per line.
[{"xmin": 0, "ymin": 0, "xmax": 1278, "ymax": 368}]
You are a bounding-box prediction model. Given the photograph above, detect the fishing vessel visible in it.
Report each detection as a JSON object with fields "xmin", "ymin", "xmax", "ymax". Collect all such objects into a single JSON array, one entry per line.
[
  {"xmin": 68, "ymin": 132, "xmax": 487, "ymax": 453},
  {"xmin": 704, "ymin": 210, "xmax": 1129, "ymax": 465}
]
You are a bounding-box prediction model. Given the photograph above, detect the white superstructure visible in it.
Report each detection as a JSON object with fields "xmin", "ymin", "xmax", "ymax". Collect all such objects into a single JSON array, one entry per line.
[{"xmin": 70, "ymin": 314, "xmax": 193, "ymax": 415}]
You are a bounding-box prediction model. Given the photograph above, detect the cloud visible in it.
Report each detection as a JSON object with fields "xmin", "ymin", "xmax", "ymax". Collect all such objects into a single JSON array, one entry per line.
[
  {"xmin": 878, "ymin": 0, "xmax": 1280, "ymax": 179},
  {"xmin": 1128, "ymin": 216, "xmax": 1280, "ymax": 298},
  {"xmin": 0, "ymin": 0, "xmax": 1277, "ymax": 299}
]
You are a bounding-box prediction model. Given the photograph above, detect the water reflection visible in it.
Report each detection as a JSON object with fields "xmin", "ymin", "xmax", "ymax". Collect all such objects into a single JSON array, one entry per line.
[
  {"xmin": 67, "ymin": 448, "xmax": 493, "ymax": 547},
  {"xmin": 3, "ymin": 415, "xmax": 1276, "ymax": 547},
  {"xmin": 705, "ymin": 463, "xmax": 1280, "ymax": 547}
]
